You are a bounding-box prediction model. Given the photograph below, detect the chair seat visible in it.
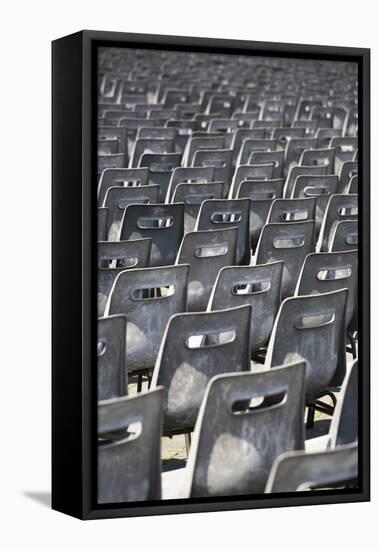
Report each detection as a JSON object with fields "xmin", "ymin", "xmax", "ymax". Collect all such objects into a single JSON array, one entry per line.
[{"xmin": 161, "ymin": 467, "xmax": 188, "ymax": 500}]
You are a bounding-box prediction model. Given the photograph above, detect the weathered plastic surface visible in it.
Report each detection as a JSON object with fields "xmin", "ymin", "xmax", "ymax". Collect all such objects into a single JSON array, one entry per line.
[
  {"xmin": 172, "ymin": 182, "xmax": 224, "ymax": 234},
  {"xmin": 338, "ymin": 161, "xmax": 358, "ymax": 193},
  {"xmin": 98, "ymin": 388, "xmax": 164, "ymax": 503},
  {"xmin": 97, "ymin": 315, "xmax": 127, "ymax": 400},
  {"xmin": 176, "ymin": 227, "xmax": 238, "ymax": 311},
  {"xmin": 265, "ymin": 442, "xmax": 358, "ymax": 493},
  {"xmin": 97, "ymin": 167, "xmax": 149, "ymax": 206},
  {"xmin": 330, "ymin": 360, "xmax": 358, "ymax": 447},
  {"xmin": 265, "ymin": 288, "xmax": 348, "ymax": 397},
  {"xmin": 196, "ymin": 198, "xmax": 251, "ymax": 265},
  {"xmin": 131, "ymin": 138, "xmax": 175, "ymax": 167},
  {"xmin": 152, "ymin": 305, "xmax": 251, "ymax": 435},
  {"xmin": 318, "ymin": 194, "xmax": 358, "ymax": 252},
  {"xmin": 120, "ymin": 203, "xmax": 184, "ymax": 266},
  {"xmin": 192, "ymin": 149, "xmax": 233, "ymax": 196},
  {"xmin": 255, "ymin": 220, "xmax": 315, "ymax": 298},
  {"xmin": 106, "ymin": 264, "xmax": 189, "ymax": 371},
  {"xmin": 97, "ymin": 207, "xmax": 109, "ymax": 241},
  {"xmin": 138, "ymin": 153, "xmax": 182, "ymax": 201},
  {"xmin": 209, "ymin": 261, "xmax": 283, "ymax": 352},
  {"xmin": 329, "ymin": 220, "xmax": 358, "ymax": 252},
  {"xmin": 267, "ymin": 197, "xmax": 316, "ymax": 226},
  {"xmin": 167, "ymin": 166, "xmax": 215, "ymax": 201},
  {"xmin": 185, "ymin": 362, "xmax": 306, "ymax": 497},
  {"xmin": 284, "ymin": 164, "xmax": 328, "ymax": 198},
  {"xmin": 299, "ymin": 147, "xmax": 335, "ymax": 175},
  {"xmin": 97, "ymin": 239, "xmax": 152, "ymax": 316}
]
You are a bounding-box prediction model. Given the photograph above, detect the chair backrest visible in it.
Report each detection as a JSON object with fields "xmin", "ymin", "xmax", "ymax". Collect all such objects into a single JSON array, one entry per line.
[
  {"xmin": 318, "ymin": 194, "xmax": 358, "ymax": 252},
  {"xmin": 284, "ymin": 165, "xmax": 328, "ymax": 198},
  {"xmin": 284, "ymin": 138, "xmax": 318, "ymax": 176},
  {"xmin": 196, "ymin": 199, "xmax": 251, "ymax": 265},
  {"xmin": 192, "ymin": 149, "xmax": 233, "ymax": 196},
  {"xmin": 98, "ymin": 388, "xmax": 164, "ymax": 503},
  {"xmin": 176, "ymin": 227, "xmax": 238, "ymax": 311},
  {"xmin": 185, "ymin": 136, "xmax": 225, "ymax": 166},
  {"xmin": 97, "ymin": 239, "xmax": 152, "ymax": 315},
  {"xmin": 231, "ymin": 166, "xmax": 280, "ymax": 198},
  {"xmin": 296, "ymin": 250, "xmax": 358, "ymax": 328},
  {"xmin": 249, "ymin": 150, "xmax": 284, "ymax": 179},
  {"xmin": 130, "ymin": 138, "xmax": 175, "ymax": 167},
  {"xmin": 184, "ymin": 362, "xmax": 306, "ymax": 497},
  {"xmin": 273, "ymin": 127, "xmax": 305, "ymax": 149},
  {"xmin": 106, "ymin": 264, "xmax": 189, "ymax": 370},
  {"xmin": 98, "ymin": 167, "xmax": 149, "ymax": 206},
  {"xmin": 231, "ymin": 128, "xmax": 266, "ymax": 164},
  {"xmin": 172, "ymin": 182, "xmax": 224, "ymax": 233},
  {"xmin": 167, "ymin": 166, "xmax": 215, "ymax": 201},
  {"xmin": 299, "ymin": 147, "xmax": 335, "ymax": 175},
  {"xmin": 98, "ymin": 153, "xmax": 125, "ymax": 174},
  {"xmin": 103, "ymin": 185, "xmax": 160, "ymax": 240},
  {"xmin": 265, "ymin": 442, "xmax": 358, "ymax": 493},
  {"xmin": 255, "ymin": 220, "xmax": 315, "ymax": 298},
  {"xmin": 331, "ymin": 136, "xmax": 357, "ymax": 175},
  {"xmin": 329, "ymin": 220, "xmax": 358, "ymax": 252},
  {"xmin": 97, "ymin": 315, "xmax": 127, "ymax": 400},
  {"xmin": 138, "ymin": 153, "xmax": 182, "ymax": 201},
  {"xmin": 330, "ymin": 360, "xmax": 358, "ymax": 447},
  {"xmin": 208, "ymin": 261, "xmax": 283, "ymax": 352},
  {"xmin": 338, "ymin": 161, "xmax": 358, "ymax": 193},
  {"xmin": 120, "ymin": 203, "xmax": 184, "ymax": 266},
  {"xmin": 316, "ymin": 127, "xmax": 342, "ymax": 149},
  {"xmin": 152, "ymin": 305, "xmax": 252, "ymax": 434},
  {"xmin": 347, "ymin": 175, "xmax": 358, "ymax": 194},
  {"xmin": 267, "ymin": 197, "xmax": 316, "ymax": 225},
  {"xmin": 238, "ymin": 139, "xmax": 277, "ymax": 165},
  {"xmin": 265, "ymin": 289, "xmax": 348, "ymax": 397},
  {"xmin": 98, "ymin": 207, "xmax": 109, "ymax": 241}
]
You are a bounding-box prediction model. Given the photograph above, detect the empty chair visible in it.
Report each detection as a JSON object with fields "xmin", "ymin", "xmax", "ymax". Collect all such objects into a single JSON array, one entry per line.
[
  {"xmin": 347, "ymin": 175, "xmax": 358, "ymax": 194},
  {"xmin": 299, "ymin": 148, "xmax": 335, "ymax": 175},
  {"xmin": 272, "ymin": 127, "xmax": 305, "ymax": 149},
  {"xmin": 97, "ymin": 315, "xmax": 127, "ymax": 400},
  {"xmin": 98, "ymin": 167, "xmax": 149, "ymax": 206},
  {"xmin": 192, "ymin": 149, "xmax": 233, "ymax": 196},
  {"xmin": 106, "ymin": 264, "xmax": 189, "ymax": 372},
  {"xmin": 338, "ymin": 161, "xmax": 358, "ymax": 193},
  {"xmin": 130, "ymin": 138, "xmax": 175, "ymax": 168},
  {"xmin": 265, "ymin": 442, "xmax": 358, "ymax": 493},
  {"xmin": 172, "ymin": 182, "xmax": 224, "ymax": 233},
  {"xmin": 344, "ymin": 106, "xmax": 358, "ymax": 137},
  {"xmin": 231, "ymin": 165, "xmax": 280, "ymax": 198},
  {"xmin": 284, "ymin": 138, "xmax": 318, "ymax": 176},
  {"xmin": 185, "ymin": 136, "xmax": 225, "ymax": 166},
  {"xmin": 208, "ymin": 261, "xmax": 283, "ymax": 353},
  {"xmin": 98, "ymin": 153, "xmax": 125, "ymax": 174},
  {"xmin": 196, "ymin": 199, "xmax": 251, "ymax": 264},
  {"xmin": 98, "ymin": 207, "xmax": 109, "ymax": 241},
  {"xmin": 231, "ymin": 128, "xmax": 266, "ymax": 164},
  {"xmin": 166, "ymin": 166, "xmax": 216, "ymax": 201},
  {"xmin": 238, "ymin": 139, "xmax": 277, "ymax": 166},
  {"xmin": 329, "ymin": 220, "xmax": 358, "ymax": 252},
  {"xmin": 267, "ymin": 197, "xmax": 316, "ymax": 226},
  {"xmin": 255, "ymin": 220, "xmax": 315, "ymax": 298},
  {"xmin": 249, "ymin": 150, "xmax": 284, "ymax": 179},
  {"xmin": 98, "ymin": 138, "xmax": 119, "ymax": 155},
  {"xmin": 236, "ymin": 179, "xmax": 285, "ymax": 250},
  {"xmin": 97, "ymin": 239, "xmax": 152, "ymax": 316},
  {"xmin": 98, "ymin": 388, "xmax": 164, "ymax": 503},
  {"xmin": 120, "ymin": 203, "xmax": 184, "ymax": 266},
  {"xmin": 296, "ymin": 250, "xmax": 358, "ymax": 328},
  {"xmin": 316, "ymin": 128, "xmax": 342, "ymax": 149},
  {"xmin": 176, "ymin": 227, "xmax": 238, "ymax": 311},
  {"xmin": 103, "ymin": 184, "xmax": 160, "ymax": 240},
  {"xmin": 318, "ymin": 194, "xmax": 358, "ymax": 252},
  {"xmin": 265, "ymin": 288, "xmax": 348, "ymax": 398},
  {"xmin": 162, "ymin": 362, "xmax": 306, "ymax": 499},
  {"xmin": 331, "ymin": 136, "xmax": 357, "ymax": 175},
  {"xmin": 151, "ymin": 305, "xmax": 251, "ymax": 435},
  {"xmin": 292, "ymin": 175, "xmax": 338, "ymax": 238},
  {"xmin": 140, "ymin": 152, "xmax": 182, "ymax": 202},
  {"xmin": 98, "ymin": 126, "xmax": 128, "ymax": 165},
  {"xmin": 284, "ymin": 164, "xmax": 329, "ymax": 198}
]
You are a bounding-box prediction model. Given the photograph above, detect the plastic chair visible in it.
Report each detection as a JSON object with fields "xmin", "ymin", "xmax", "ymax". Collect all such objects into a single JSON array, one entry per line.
[
  {"xmin": 138, "ymin": 152, "xmax": 182, "ymax": 202},
  {"xmin": 299, "ymin": 148, "xmax": 335, "ymax": 175},
  {"xmin": 120, "ymin": 203, "xmax": 184, "ymax": 266},
  {"xmin": 267, "ymin": 197, "xmax": 316, "ymax": 226},
  {"xmin": 151, "ymin": 305, "xmax": 252, "ymax": 435},
  {"xmin": 98, "ymin": 208, "xmax": 109, "ymax": 241},
  {"xmin": 208, "ymin": 261, "xmax": 283, "ymax": 353},
  {"xmin": 106, "ymin": 264, "xmax": 189, "ymax": 372},
  {"xmin": 255, "ymin": 220, "xmax": 315, "ymax": 298},
  {"xmin": 338, "ymin": 161, "xmax": 358, "ymax": 193},
  {"xmin": 176, "ymin": 227, "xmax": 238, "ymax": 311},
  {"xmin": 249, "ymin": 150, "xmax": 284, "ymax": 179},
  {"xmin": 317, "ymin": 194, "xmax": 358, "ymax": 252},
  {"xmin": 130, "ymin": 138, "xmax": 175, "ymax": 168},
  {"xmin": 192, "ymin": 149, "xmax": 233, "ymax": 197},
  {"xmin": 98, "ymin": 167, "xmax": 149, "ymax": 206},
  {"xmin": 238, "ymin": 139, "xmax": 277, "ymax": 166},
  {"xmin": 166, "ymin": 166, "xmax": 216, "ymax": 201},
  {"xmin": 346, "ymin": 175, "xmax": 358, "ymax": 194},
  {"xmin": 316, "ymin": 128, "xmax": 342, "ymax": 149},
  {"xmin": 284, "ymin": 138, "xmax": 318, "ymax": 176},
  {"xmin": 196, "ymin": 199, "xmax": 251, "ymax": 265},
  {"xmin": 329, "ymin": 220, "xmax": 358, "ymax": 252},
  {"xmin": 98, "ymin": 388, "xmax": 164, "ymax": 503},
  {"xmin": 162, "ymin": 362, "xmax": 306, "ymax": 498},
  {"xmin": 184, "ymin": 136, "xmax": 225, "ymax": 166},
  {"xmin": 284, "ymin": 165, "xmax": 328, "ymax": 198},
  {"xmin": 97, "ymin": 315, "xmax": 127, "ymax": 400},
  {"xmin": 97, "ymin": 239, "xmax": 152, "ymax": 316},
  {"xmin": 330, "ymin": 137, "xmax": 357, "ymax": 175},
  {"xmin": 172, "ymin": 182, "xmax": 224, "ymax": 233}
]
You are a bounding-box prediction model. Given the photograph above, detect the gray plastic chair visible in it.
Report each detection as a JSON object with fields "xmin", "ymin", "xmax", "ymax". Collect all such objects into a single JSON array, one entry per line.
[
  {"xmin": 98, "ymin": 315, "xmax": 127, "ymax": 400},
  {"xmin": 208, "ymin": 261, "xmax": 283, "ymax": 353},
  {"xmin": 338, "ymin": 161, "xmax": 358, "ymax": 193},
  {"xmin": 176, "ymin": 227, "xmax": 238, "ymax": 311},
  {"xmin": 103, "ymin": 184, "xmax": 160, "ymax": 240},
  {"xmin": 151, "ymin": 305, "xmax": 252, "ymax": 435},
  {"xmin": 120, "ymin": 203, "xmax": 184, "ymax": 266},
  {"xmin": 347, "ymin": 175, "xmax": 358, "ymax": 194},
  {"xmin": 236, "ymin": 179, "xmax": 285, "ymax": 251},
  {"xmin": 331, "ymin": 137, "xmax": 357, "ymax": 175},
  {"xmin": 318, "ymin": 194, "xmax": 358, "ymax": 252},
  {"xmin": 185, "ymin": 136, "xmax": 226, "ymax": 166},
  {"xmin": 265, "ymin": 288, "xmax": 348, "ymax": 398},
  {"xmin": 98, "ymin": 167, "xmax": 149, "ymax": 206},
  {"xmin": 98, "ymin": 153, "xmax": 125, "ymax": 175},
  {"xmin": 97, "ymin": 239, "xmax": 152, "ymax": 316},
  {"xmin": 231, "ymin": 128, "xmax": 266, "ymax": 165},
  {"xmin": 273, "ymin": 127, "xmax": 305, "ymax": 149},
  {"xmin": 284, "ymin": 165, "xmax": 328, "ymax": 198},
  {"xmin": 139, "ymin": 152, "xmax": 182, "ymax": 201},
  {"xmin": 172, "ymin": 182, "xmax": 224, "ymax": 233},
  {"xmin": 265, "ymin": 442, "xmax": 358, "ymax": 493},
  {"xmin": 106, "ymin": 264, "xmax": 189, "ymax": 372},
  {"xmin": 315, "ymin": 128, "xmax": 342, "ymax": 149},
  {"xmin": 162, "ymin": 362, "xmax": 306, "ymax": 499},
  {"xmin": 167, "ymin": 166, "xmax": 216, "ymax": 201},
  {"xmin": 98, "ymin": 207, "xmax": 109, "ymax": 241},
  {"xmin": 97, "ymin": 126, "xmax": 128, "ymax": 166},
  {"xmin": 249, "ymin": 150, "xmax": 284, "ymax": 179},
  {"xmin": 267, "ymin": 198, "xmax": 316, "ymax": 226},
  {"xmin": 231, "ymin": 165, "xmax": 280, "ymax": 198},
  {"xmin": 192, "ymin": 149, "xmax": 233, "ymax": 196},
  {"xmin": 296, "ymin": 250, "xmax": 358, "ymax": 328},
  {"xmin": 130, "ymin": 138, "xmax": 175, "ymax": 168},
  {"xmin": 255, "ymin": 220, "xmax": 315, "ymax": 298},
  {"xmin": 299, "ymin": 148, "xmax": 335, "ymax": 175},
  {"xmin": 238, "ymin": 139, "xmax": 277, "ymax": 166},
  {"xmin": 284, "ymin": 138, "xmax": 318, "ymax": 176},
  {"xmin": 98, "ymin": 388, "xmax": 164, "ymax": 503},
  {"xmin": 196, "ymin": 199, "xmax": 251, "ymax": 265},
  {"xmin": 329, "ymin": 220, "xmax": 358, "ymax": 252}
]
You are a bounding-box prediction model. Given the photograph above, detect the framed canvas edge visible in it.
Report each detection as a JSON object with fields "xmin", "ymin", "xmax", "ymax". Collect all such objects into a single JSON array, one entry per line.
[{"xmin": 52, "ymin": 30, "xmax": 370, "ymax": 521}]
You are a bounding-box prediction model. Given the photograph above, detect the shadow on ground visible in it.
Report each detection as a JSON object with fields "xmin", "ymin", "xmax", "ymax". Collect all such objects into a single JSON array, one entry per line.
[{"xmin": 22, "ymin": 491, "xmax": 51, "ymax": 508}]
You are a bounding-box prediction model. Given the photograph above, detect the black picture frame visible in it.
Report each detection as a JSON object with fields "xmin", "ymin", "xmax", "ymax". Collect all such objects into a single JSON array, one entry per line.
[{"xmin": 52, "ymin": 30, "xmax": 370, "ymax": 520}]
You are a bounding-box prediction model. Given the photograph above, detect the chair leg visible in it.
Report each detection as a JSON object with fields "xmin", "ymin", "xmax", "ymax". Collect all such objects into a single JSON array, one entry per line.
[{"xmin": 306, "ymin": 405, "xmax": 315, "ymax": 429}]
